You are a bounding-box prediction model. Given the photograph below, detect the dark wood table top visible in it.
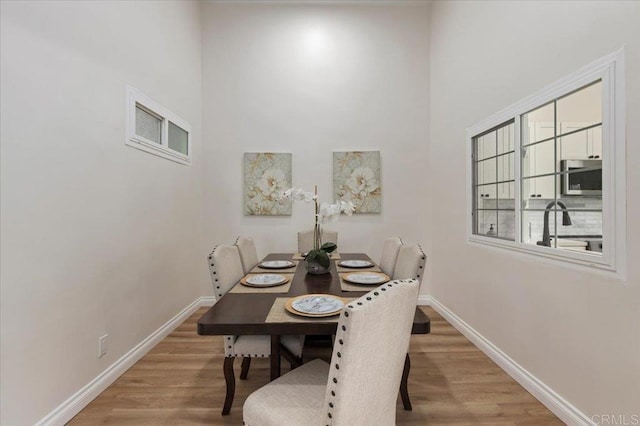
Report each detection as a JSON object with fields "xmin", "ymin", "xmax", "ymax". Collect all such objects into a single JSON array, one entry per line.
[{"xmin": 197, "ymin": 253, "xmax": 430, "ymax": 336}]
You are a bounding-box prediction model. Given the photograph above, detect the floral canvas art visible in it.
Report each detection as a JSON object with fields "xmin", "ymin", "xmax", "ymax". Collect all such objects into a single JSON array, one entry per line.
[
  {"xmin": 333, "ymin": 151, "xmax": 381, "ymax": 214},
  {"xmin": 243, "ymin": 152, "xmax": 292, "ymax": 216}
]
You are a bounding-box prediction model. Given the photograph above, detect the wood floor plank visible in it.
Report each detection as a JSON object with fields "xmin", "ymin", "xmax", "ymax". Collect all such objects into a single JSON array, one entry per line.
[{"xmin": 69, "ymin": 306, "xmax": 561, "ymax": 425}]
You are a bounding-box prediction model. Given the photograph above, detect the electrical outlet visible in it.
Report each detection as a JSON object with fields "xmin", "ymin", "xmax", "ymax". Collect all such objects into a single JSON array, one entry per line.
[{"xmin": 98, "ymin": 334, "xmax": 108, "ymax": 358}]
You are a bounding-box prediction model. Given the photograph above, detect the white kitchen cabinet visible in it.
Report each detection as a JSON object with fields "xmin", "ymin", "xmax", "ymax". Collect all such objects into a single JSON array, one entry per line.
[
  {"xmin": 475, "ymin": 124, "xmax": 515, "ymax": 200},
  {"xmin": 496, "ymin": 125, "xmax": 514, "ymax": 199},
  {"xmin": 477, "ymin": 157, "xmax": 496, "ymax": 200},
  {"xmin": 560, "ymin": 122, "xmax": 602, "ymax": 160},
  {"xmin": 523, "ymin": 122, "xmax": 555, "ymax": 199}
]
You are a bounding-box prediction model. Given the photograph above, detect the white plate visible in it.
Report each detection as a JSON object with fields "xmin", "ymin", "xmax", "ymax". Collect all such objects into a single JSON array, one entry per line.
[
  {"xmin": 244, "ymin": 274, "xmax": 287, "ymax": 287},
  {"xmin": 259, "ymin": 260, "xmax": 295, "ymax": 269},
  {"xmin": 338, "ymin": 260, "xmax": 373, "ymax": 268},
  {"xmin": 291, "ymin": 295, "xmax": 345, "ymax": 315},
  {"xmin": 343, "ymin": 272, "xmax": 389, "ymax": 285}
]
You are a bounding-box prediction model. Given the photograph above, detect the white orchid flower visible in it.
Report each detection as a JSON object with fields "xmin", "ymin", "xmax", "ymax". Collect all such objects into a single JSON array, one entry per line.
[
  {"xmin": 318, "ymin": 202, "xmax": 340, "ymax": 224},
  {"xmin": 277, "ymin": 187, "xmax": 354, "ymax": 248},
  {"xmin": 278, "ymin": 187, "xmax": 317, "ymax": 203}
]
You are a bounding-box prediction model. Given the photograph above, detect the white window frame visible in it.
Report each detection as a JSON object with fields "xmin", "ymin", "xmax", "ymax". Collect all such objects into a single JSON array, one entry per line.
[
  {"xmin": 466, "ymin": 49, "xmax": 626, "ymax": 278},
  {"xmin": 125, "ymin": 85, "xmax": 191, "ymax": 165}
]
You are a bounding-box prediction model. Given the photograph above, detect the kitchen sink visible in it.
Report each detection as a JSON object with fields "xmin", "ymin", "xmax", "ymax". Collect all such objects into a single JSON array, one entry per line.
[
  {"xmin": 554, "ymin": 235, "xmax": 602, "ymax": 253},
  {"xmin": 551, "ymin": 238, "xmax": 588, "ymax": 251}
]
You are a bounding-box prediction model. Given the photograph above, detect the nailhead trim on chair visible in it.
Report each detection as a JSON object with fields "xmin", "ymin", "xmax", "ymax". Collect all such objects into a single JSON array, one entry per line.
[
  {"xmin": 323, "ymin": 279, "xmax": 411, "ymax": 424},
  {"xmin": 211, "ymin": 246, "xmax": 282, "ymax": 359},
  {"xmin": 417, "ymin": 244, "xmax": 426, "ymax": 281},
  {"xmin": 208, "ymin": 245, "xmax": 224, "ymax": 299}
]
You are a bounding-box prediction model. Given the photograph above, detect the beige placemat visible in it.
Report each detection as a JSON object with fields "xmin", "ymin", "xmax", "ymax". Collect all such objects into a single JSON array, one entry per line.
[
  {"xmin": 266, "ymin": 297, "xmax": 356, "ymax": 323},
  {"xmin": 339, "ymin": 273, "xmax": 388, "ymax": 292},
  {"xmin": 335, "ymin": 263, "xmax": 382, "ymax": 273},
  {"xmin": 292, "ymin": 252, "xmax": 341, "ymax": 260},
  {"xmin": 229, "ymin": 274, "xmax": 294, "ymax": 294},
  {"xmin": 249, "ymin": 261, "xmax": 299, "ymax": 274}
]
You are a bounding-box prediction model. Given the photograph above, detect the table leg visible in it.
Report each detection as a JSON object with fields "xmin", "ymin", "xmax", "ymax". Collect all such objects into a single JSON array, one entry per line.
[
  {"xmin": 400, "ymin": 353, "xmax": 412, "ymax": 411},
  {"xmin": 270, "ymin": 335, "xmax": 281, "ymax": 381}
]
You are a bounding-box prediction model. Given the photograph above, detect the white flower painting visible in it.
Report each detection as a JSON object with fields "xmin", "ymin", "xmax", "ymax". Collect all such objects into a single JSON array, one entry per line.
[
  {"xmin": 333, "ymin": 151, "xmax": 381, "ymax": 214},
  {"xmin": 244, "ymin": 153, "xmax": 292, "ymax": 216}
]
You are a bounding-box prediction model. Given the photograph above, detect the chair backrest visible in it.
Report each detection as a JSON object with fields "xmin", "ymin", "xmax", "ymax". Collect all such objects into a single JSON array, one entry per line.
[
  {"xmin": 208, "ymin": 245, "xmax": 244, "ymax": 300},
  {"xmin": 379, "ymin": 236, "xmax": 403, "ymax": 277},
  {"xmin": 392, "ymin": 244, "xmax": 427, "ymax": 283},
  {"xmin": 297, "ymin": 229, "xmax": 338, "ymax": 253},
  {"xmin": 323, "ymin": 279, "xmax": 419, "ymax": 425},
  {"xmin": 234, "ymin": 236, "xmax": 259, "ymax": 274}
]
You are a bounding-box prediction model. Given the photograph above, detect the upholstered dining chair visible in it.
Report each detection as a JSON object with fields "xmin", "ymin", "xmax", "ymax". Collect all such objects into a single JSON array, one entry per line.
[
  {"xmin": 243, "ymin": 279, "xmax": 420, "ymax": 425},
  {"xmin": 392, "ymin": 243, "xmax": 427, "ymax": 284},
  {"xmin": 208, "ymin": 245, "xmax": 304, "ymax": 415},
  {"xmin": 379, "ymin": 236, "xmax": 403, "ymax": 277},
  {"xmin": 388, "ymin": 243, "xmax": 427, "ymax": 410},
  {"xmin": 297, "ymin": 229, "xmax": 338, "ymax": 253},
  {"xmin": 234, "ymin": 236, "xmax": 259, "ymax": 274}
]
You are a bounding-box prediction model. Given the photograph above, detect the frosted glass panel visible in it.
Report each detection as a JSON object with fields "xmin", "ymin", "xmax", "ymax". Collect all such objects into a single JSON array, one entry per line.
[
  {"xmin": 135, "ymin": 105, "xmax": 161, "ymax": 144},
  {"xmin": 168, "ymin": 122, "xmax": 188, "ymax": 155}
]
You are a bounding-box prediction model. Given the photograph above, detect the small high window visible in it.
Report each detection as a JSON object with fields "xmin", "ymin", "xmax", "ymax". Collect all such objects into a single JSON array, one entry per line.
[{"xmin": 126, "ymin": 86, "xmax": 191, "ymax": 165}]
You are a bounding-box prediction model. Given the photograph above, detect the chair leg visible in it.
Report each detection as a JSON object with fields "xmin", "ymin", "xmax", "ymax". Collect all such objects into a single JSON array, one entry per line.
[
  {"xmin": 289, "ymin": 356, "xmax": 303, "ymax": 370},
  {"xmin": 280, "ymin": 344, "xmax": 302, "ymax": 369},
  {"xmin": 222, "ymin": 357, "xmax": 235, "ymax": 415},
  {"xmin": 400, "ymin": 353, "xmax": 412, "ymax": 411},
  {"xmin": 240, "ymin": 357, "xmax": 251, "ymax": 380}
]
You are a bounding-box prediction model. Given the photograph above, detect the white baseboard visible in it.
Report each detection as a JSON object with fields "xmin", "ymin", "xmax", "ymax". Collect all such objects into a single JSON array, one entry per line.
[
  {"xmin": 427, "ymin": 296, "xmax": 592, "ymax": 426},
  {"xmin": 36, "ymin": 296, "xmax": 215, "ymax": 426},
  {"xmin": 36, "ymin": 293, "xmax": 591, "ymax": 426},
  {"xmin": 200, "ymin": 295, "xmax": 216, "ymax": 306},
  {"xmin": 417, "ymin": 294, "xmax": 433, "ymax": 306}
]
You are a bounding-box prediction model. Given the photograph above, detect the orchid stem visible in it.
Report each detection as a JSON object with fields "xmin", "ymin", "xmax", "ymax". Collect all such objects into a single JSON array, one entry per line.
[{"xmin": 314, "ymin": 185, "xmax": 321, "ymax": 251}]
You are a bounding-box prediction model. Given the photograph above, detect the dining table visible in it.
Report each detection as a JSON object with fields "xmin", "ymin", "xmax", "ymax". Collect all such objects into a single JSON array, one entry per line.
[{"xmin": 197, "ymin": 252, "xmax": 431, "ymax": 412}]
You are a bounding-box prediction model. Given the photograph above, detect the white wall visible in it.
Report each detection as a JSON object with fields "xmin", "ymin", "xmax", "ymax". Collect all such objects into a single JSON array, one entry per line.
[
  {"xmin": 0, "ymin": 1, "xmax": 206, "ymax": 424},
  {"xmin": 8, "ymin": 1, "xmax": 633, "ymax": 424},
  {"xmin": 429, "ymin": 0, "xmax": 640, "ymax": 420},
  {"xmin": 201, "ymin": 2, "xmax": 431, "ymax": 291}
]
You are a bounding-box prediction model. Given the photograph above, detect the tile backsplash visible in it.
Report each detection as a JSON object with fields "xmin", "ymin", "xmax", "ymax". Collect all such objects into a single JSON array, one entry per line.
[{"xmin": 478, "ymin": 197, "xmax": 602, "ymax": 243}]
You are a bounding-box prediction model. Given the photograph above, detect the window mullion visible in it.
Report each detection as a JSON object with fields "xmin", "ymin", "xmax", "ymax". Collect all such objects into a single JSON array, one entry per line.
[
  {"xmin": 495, "ymin": 131, "xmax": 499, "ymax": 237},
  {"xmin": 162, "ymin": 118, "xmax": 169, "ymax": 148},
  {"xmin": 600, "ymin": 66, "xmax": 613, "ymax": 266},
  {"xmin": 514, "ymin": 117, "xmax": 522, "ymax": 244},
  {"xmin": 553, "ymin": 100, "xmax": 558, "ymax": 249}
]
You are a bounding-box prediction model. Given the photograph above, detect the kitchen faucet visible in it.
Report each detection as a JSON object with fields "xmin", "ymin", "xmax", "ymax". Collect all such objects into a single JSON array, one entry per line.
[{"xmin": 537, "ymin": 201, "xmax": 572, "ymax": 247}]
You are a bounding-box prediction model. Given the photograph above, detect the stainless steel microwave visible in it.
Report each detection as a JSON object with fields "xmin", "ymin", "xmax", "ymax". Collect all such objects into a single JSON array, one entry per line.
[{"xmin": 561, "ymin": 159, "xmax": 602, "ymax": 196}]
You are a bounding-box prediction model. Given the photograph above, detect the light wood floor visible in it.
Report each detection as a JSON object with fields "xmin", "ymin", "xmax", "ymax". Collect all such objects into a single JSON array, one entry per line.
[{"xmin": 69, "ymin": 306, "xmax": 562, "ymax": 425}]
